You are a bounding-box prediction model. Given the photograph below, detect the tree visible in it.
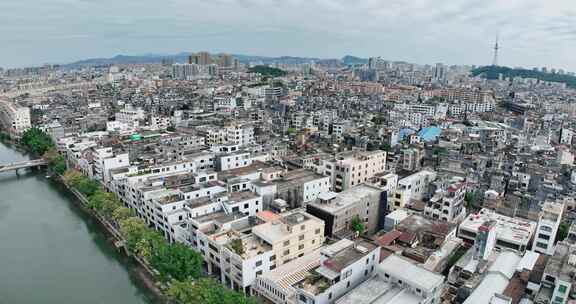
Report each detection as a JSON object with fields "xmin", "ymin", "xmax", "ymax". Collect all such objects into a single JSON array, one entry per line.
[
  {"xmin": 119, "ymin": 217, "xmax": 151, "ymax": 252},
  {"xmin": 350, "ymin": 216, "xmax": 365, "ymax": 235},
  {"xmin": 88, "ymin": 190, "xmax": 121, "ymax": 218},
  {"xmin": 167, "ymin": 278, "xmax": 258, "ymax": 304},
  {"xmin": 248, "ymin": 65, "xmax": 287, "ymax": 77},
  {"xmin": 557, "ymin": 222, "xmax": 570, "ymax": 243},
  {"xmin": 20, "ymin": 127, "xmax": 55, "ymax": 155},
  {"xmin": 150, "ymin": 242, "xmax": 203, "ymax": 282},
  {"xmin": 75, "ymin": 178, "xmax": 100, "ymax": 197},
  {"xmin": 63, "ymin": 170, "xmax": 84, "ymax": 186},
  {"xmin": 112, "ymin": 207, "xmax": 134, "ymax": 222},
  {"xmin": 44, "ymin": 149, "xmax": 67, "ymax": 175}
]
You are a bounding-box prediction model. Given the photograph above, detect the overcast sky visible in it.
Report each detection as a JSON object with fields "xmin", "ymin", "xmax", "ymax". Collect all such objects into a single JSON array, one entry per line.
[{"xmin": 1, "ymin": 0, "xmax": 576, "ymax": 70}]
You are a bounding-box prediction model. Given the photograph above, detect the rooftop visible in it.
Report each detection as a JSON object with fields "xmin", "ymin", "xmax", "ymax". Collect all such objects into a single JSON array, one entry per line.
[
  {"xmin": 460, "ymin": 208, "xmax": 536, "ymax": 245},
  {"xmin": 378, "ymin": 254, "xmax": 444, "ymax": 293},
  {"xmin": 308, "ymin": 184, "xmax": 382, "ymax": 214}
]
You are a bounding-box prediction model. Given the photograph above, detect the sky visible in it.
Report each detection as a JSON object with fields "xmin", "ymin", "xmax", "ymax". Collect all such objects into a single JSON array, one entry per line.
[{"xmin": 1, "ymin": 0, "xmax": 576, "ymax": 70}]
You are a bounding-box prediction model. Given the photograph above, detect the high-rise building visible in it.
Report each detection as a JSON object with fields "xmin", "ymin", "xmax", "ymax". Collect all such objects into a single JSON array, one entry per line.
[
  {"xmin": 433, "ymin": 63, "xmax": 446, "ymax": 82},
  {"xmin": 218, "ymin": 53, "xmax": 234, "ymax": 68},
  {"xmin": 188, "ymin": 51, "xmax": 212, "ymax": 65},
  {"xmin": 172, "ymin": 63, "xmax": 200, "ymax": 80}
]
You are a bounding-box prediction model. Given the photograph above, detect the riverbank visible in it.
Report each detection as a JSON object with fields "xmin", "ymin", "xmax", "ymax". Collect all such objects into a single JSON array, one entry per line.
[
  {"xmin": 58, "ymin": 176, "xmax": 168, "ymax": 303},
  {"xmin": 0, "ymin": 138, "xmax": 168, "ymax": 303},
  {"xmin": 0, "ymin": 143, "xmax": 157, "ymax": 304}
]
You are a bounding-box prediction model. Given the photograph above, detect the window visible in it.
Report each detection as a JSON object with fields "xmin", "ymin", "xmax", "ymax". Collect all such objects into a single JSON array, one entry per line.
[
  {"xmin": 284, "ymin": 240, "xmax": 290, "ymax": 246},
  {"xmin": 315, "ymin": 229, "xmax": 321, "ymax": 234},
  {"xmin": 299, "ymin": 244, "xmax": 304, "ymax": 250},
  {"xmin": 559, "ymin": 285, "xmax": 568, "ymax": 293},
  {"xmin": 255, "ymin": 260, "xmax": 262, "ymax": 267},
  {"xmin": 299, "ymin": 235, "xmax": 305, "ymax": 241},
  {"xmin": 538, "ymin": 233, "xmax": 551, "ymax": 240},
  {"xmin": 346, "ymin": 281, "xmax": 350, "ymax": 288},
  {"xmin": 270, "ymin": 255, "xmax": 276, "ymax": 261},
  {"xmin": 283, "ymin": 250, "xmax": 290, "ymax": 256},
  {"xmin": 256, "ymin": 270, "xmax": 262, "ymax": 276}
]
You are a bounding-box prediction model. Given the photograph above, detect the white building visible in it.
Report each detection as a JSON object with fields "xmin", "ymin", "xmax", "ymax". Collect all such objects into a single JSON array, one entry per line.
[
  {"xmin": 0, "ymin": 98, "xmax": 31, "ymax": 136},
  {"xmin": 336, "ymin": 254, "xmax": 444, "ymax": 304},
  {"xmin": 390, "ymin": 170, "xmax": 436, "ymax": 211},
  {"xmin": 424, "ymin": 181, "xmax": 466, "ymax": 223},
  {"xmin": 317, "ymin": 150, "xmax": 387, "ymax": 192},
  {"xmin": 458, "ymin": 208, "xmax": 537, "ymax": 253},
  {"xmin": 533, "ymin": 201, "xmax": 563, "ymax": 256},
  {"xmin": 294, "ymin": 239, "xmax": 381, "ymax": 304}
]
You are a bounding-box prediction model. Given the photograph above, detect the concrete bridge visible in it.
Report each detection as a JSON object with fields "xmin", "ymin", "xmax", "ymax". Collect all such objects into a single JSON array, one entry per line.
[{"xmin": 0, "ymin": 159, "xmax": 48, "ymax": 174}]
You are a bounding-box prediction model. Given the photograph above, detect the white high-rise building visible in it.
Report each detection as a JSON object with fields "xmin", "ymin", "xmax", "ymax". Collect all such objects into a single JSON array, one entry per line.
[{"xmin": 533, "ymin": 201, "xmax": 563, "ymax": 255}]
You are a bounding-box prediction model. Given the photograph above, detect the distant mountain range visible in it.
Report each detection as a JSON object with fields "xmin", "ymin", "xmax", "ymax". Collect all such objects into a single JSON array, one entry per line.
[
  {"xmin": 472, "ymin": 65, "xmax": 576, "ymax": 89},
  {"xmin": 65, "ymin": 52, "xmax": 368, "ymax": 68}
]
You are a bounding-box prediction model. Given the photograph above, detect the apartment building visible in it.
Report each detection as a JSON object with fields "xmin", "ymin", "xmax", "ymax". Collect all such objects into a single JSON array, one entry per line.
[
  {"xmin": 254, "ymin": 248, "xmax": 323, "ymax": 304},
  {"xmin": 336, "ymin": 254, "xmax": 444, "ymax": 304},
  {"xmin": 306, "ymin": 184, "xmax": 384, "ymax": 237},
  {"xmin": 541, "ymin": 242, "xmax": 576, "ymax": 304},
  {"xmin": 294, "ymin": 239, "xmax": 381, "ymax": 304},
  {"xmin": 0, "ymin": 98, "xmax": 31, "ymax": 136},
  {"xmin": 390, "ymin": 170, "xmax": 437, "ymax": 211},
  {"xmin": 274, "ymin": 169, "xmax": 331, "ymax": 208},
  {"xmin": 458, "ymin": 208, "xmax": 537, "ymax": 253},
  {"xmin": 226, "ymin": 123, "xmax": 255, "ymax": 146},
  {"xmin": 190, "ymin": 210, "xmax": 325, "ymax": 294},
  {"xmin": 215, "ymin": 150, "xmax": 254, "ymax": 171},
  {"xmin": 90, "ymin": 147, "xmax": 129, "ymax": 185},
  {"xmin": 424, "ymin": 181, "xmax": 466, "ymax": 223},
  {"xmin": 317, "ymin": 150, "xmax": 386, "ymax": 192},
  {"xmin": 533, "ymin": 201, "xmax": 563, "ymax": 256}
]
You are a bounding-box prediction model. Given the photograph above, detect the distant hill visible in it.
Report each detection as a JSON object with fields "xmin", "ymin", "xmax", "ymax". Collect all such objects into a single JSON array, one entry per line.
[
  {"xmin": 66, "ymin": 53, "xmax": 320, "ymax": 68},
  {"xmin": 472, "ymin": 65, "xmax": 576, "ymax": 88},
  {"xmin": 341, "ymin": 55, "xmax": 368, "ymax": 66}
]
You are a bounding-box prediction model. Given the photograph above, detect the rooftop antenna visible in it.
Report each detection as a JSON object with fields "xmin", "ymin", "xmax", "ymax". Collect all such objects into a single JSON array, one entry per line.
[{"xmin": 492, "ymin": 35, "xmax": 500, "ymax": 66}]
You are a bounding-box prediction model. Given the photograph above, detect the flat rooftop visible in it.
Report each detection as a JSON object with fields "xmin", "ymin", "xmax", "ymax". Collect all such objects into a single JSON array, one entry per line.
[
  {"xmin": 460, "ymin": 208, "xmax": 536, "ymax": 245},
  {"xmin": 308, "ymin": 184, "xmax": 381, "ymax": 214},
  {"xmin": 274, "ymin": 169, "xmax": 328, "ymax": 191}
]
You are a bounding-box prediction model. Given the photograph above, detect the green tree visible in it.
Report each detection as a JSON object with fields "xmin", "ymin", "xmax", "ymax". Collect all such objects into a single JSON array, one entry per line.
[
  {"xmin": 88, "ymin": 190, "xmax": 121, "ymax": 218},
  {"xmin": 150, "ymin": 242, "xmax": 203, "ymax": 282},
  {"xmin": 350, "ymin": 216, "xmax": 365, "ymax": 235},
  {"xmin": 557, "ymin": 223, "xmax": 570, "ymax": 243},
  {"xmin": 75, "ymin": 178, "xmax": 100, "ymax": 197},
  {"xmin": 63, "ymin": 170, "xmax": 85, "ymax": 186},
  {"xmin": 112, "ymin": 207, "xmax": 134, "ymax": 222},
  {"xmin": 119, "ymin": 217, "xmax": 151, "ymax": 252},
  {"xmin": 20, "ymin": 127, "xmax": 55, "ymax": 155},
  {"xmin": 43, "ymin": 149, "xmax": 67, "ymax": 174},
  {"xmin": 167, "ymin": 278, "xmax": 257, "ymax": 304},
  {"xmin": 248, "ymin": 65, "xmax": 287, "ymax": 77}
]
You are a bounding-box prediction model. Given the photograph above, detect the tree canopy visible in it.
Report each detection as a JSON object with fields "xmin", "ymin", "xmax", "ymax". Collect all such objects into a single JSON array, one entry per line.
[
  {"xmin": 248, "ymin": 65, "xmax": 287, "ymax": 77},
  {"xmin": 21, "ymin": 127, "xmax": 54, "ymax": 155},
  {"xmin": 167, "ymin": 278, "xmax": 258, "ymax": 304}
]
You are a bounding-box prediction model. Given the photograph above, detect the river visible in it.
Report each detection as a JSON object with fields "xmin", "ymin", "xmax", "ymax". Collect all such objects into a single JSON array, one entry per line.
[{"xmin": 0, "ymin": 142, "xmax": 156, "ymax": 304}]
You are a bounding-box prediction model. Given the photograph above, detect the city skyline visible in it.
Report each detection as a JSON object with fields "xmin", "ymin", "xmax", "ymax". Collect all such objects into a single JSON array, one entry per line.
[{"xmin": 2, "ymin": 0, "xmax": 576, "ymax": 70}]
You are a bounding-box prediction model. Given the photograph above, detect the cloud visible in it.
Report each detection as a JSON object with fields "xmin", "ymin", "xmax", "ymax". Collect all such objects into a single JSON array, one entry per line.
[{"xmin": 0, "ymin": 0, "xmax": 575, "ymax": 70}]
